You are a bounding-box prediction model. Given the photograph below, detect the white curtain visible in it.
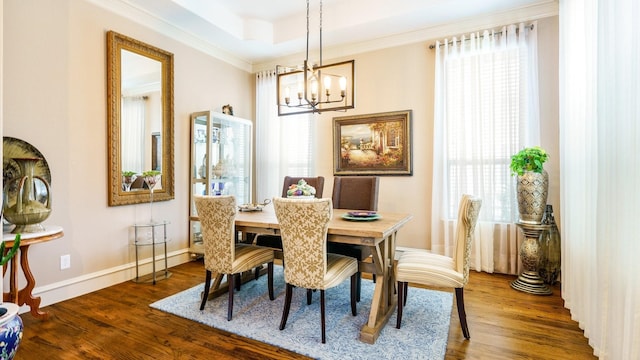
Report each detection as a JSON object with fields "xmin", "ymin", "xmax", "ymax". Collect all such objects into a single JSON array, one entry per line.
[
  {"xmin": 121, "ymin": 96, "xmax": 146, "ymax": 173},
  {"xmin": 255, "ymin": 71, "xmax": 315, "ymax": 202},
  {"xmin": 560, "ymin": 0, "xmax": 640, "ymax": 358},
  {"xmin": 432, "ymin": 23, "xmax": 539, "ymax": 274}
]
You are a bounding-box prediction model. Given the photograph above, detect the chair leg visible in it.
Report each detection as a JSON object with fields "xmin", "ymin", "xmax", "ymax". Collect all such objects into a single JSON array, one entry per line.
[
  {"xmin": 279, "ymin": 283, "xmax": 293, "ymax": 330},
  {"xmin": 396, "ymin": 281, "xmax": 404, "ymax": 329},
  {"xmin": 307, "ymin": 289, "xmax": 313, "ymax": 305},
  {"xmin": 356, "ymin": 272, "xmax": 362, "ymax": 302},
  {"xmin": 350, "ymin": 273, "xmax": 357, "ymax": 316},
  {"xmin": 227, "ymin": 273, "xmax": 235, "ymax": 321},
  {"xmin": 403, "ymin": 281, "xmax": 408, "ymax": 306},
  {"xmin": 320, "ymin": 290, "xmax": 326, "ymax": 344},
  {"xmin": 234, "ymin": 273, "xmax": 241, "ymax": 291},
  {"xmin": 254, "ymin": 265, "xmax": 262, "ymax": 281},
  {"xmin": 267, "ymin": 262, "xmax": 275, "ymax": 300},
  {"xmin": 455, "ymin": 287, "xmax": 470, "ymax": 339},
  {"xmin": 200, "ymin": 270, "xmax": 212, "ymax": 310}
]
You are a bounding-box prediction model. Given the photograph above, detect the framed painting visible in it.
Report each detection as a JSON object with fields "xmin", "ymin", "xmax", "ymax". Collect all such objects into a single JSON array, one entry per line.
[{"xmin": 333, "ymin": 110, "xmax": 412, "ymax": 176}]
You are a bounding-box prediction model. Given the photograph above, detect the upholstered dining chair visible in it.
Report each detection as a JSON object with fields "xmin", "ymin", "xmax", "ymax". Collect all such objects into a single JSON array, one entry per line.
[
  {"xmin": 327, "ymin": 176, "xmax": 379, "ymax": 301},
  {"xmin": 194, "ymin": 195, "xmax": 275, "ymax": 321},
  {"xmin": 273, "ymin": 197, "xmax": 358, "ymax": 344},
  {"xmin": 395, "ymin": 194, "xmax": 482, "ymax": 339},
  {"xmin": 255, "ymin": 176, "xmax": 325, "ymax": 250}
]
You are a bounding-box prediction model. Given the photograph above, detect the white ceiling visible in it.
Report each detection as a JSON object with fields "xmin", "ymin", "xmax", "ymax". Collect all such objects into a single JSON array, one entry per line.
[{"xmin": 99, "ymin": 0, "xmax": 558, "ymax": 72}]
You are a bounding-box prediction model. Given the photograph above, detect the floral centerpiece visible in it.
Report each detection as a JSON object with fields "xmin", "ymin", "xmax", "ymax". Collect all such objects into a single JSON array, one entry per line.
[{"xmin": 286, "ymin": 179, "xmax": 316, "ymax": 199}]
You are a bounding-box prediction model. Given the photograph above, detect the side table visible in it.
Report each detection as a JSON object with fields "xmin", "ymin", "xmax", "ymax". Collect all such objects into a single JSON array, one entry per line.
[
  {"xmin": 510, "ymin": 222, "xmax": 552, "ymax": 295},
  {"xmin": 2, "ymin": 225, "xmax": 64, "ymax": 320},
  {"xmin": 132, "ymin": 221, "xmax": 171, "ymax": 285}
]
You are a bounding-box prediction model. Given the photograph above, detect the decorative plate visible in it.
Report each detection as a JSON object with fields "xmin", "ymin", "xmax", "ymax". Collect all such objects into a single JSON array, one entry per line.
[
  {"xmin": 238, "ymin": 204, "xmax": 263, "ymax": 212},
  {"xmin": 341, "ymin": 213, "xmax": 382, "ymax": 221},
  {"xmin": 347, "ymin": 211, "xmax": 377, "ymax": 218}
]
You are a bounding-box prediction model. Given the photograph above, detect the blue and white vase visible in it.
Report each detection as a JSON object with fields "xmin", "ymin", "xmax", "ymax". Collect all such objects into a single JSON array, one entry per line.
[{"xmin": 0, "ymin": 303, "xmax": 22, "ymax": 360}]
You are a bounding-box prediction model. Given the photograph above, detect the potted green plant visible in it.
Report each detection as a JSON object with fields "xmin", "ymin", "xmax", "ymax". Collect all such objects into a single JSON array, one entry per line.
[
  {"xmin": 510, "ymin": 146, "xmax": 549, "ymax": 224},
  {"xmin": 0, "ymin": 234, "xmax": 23, "ymax": 359},
  {"xmin": 510, "ymin": 146, "xmax": 548, "ymax": 176}
]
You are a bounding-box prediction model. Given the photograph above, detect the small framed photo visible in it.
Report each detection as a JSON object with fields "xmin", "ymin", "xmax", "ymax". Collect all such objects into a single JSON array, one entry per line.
[{"xmin": 333, "ymin": 110, "xmax": 412, "ymax": 176}]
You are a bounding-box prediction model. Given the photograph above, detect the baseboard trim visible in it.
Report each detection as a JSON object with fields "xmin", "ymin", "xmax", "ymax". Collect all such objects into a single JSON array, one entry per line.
[{"xmin": 18, "ymin": 249, "xmax": 194, "ymax": 315}]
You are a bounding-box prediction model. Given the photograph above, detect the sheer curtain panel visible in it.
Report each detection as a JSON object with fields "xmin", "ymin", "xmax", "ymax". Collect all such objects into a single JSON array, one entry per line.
[
  {"xmin": 431, "ymin": 23, "xmax": 539, "ymax": 274},
  {"xmin": 560, "ymin": 0, "xmax": 640, "ymax": 358},
  {"xmin": 121, "ymin": 96, "xmax": 146, "ymax": 173},
  {"xmin": 255, "ymin": 71, "xmax": 315, "ymax": 202}
]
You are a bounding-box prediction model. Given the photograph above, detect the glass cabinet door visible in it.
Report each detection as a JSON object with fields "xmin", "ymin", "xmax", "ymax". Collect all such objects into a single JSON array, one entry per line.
[{"xmin": 189, "ymin": 111, "xmax": 253, "ymax": 255}]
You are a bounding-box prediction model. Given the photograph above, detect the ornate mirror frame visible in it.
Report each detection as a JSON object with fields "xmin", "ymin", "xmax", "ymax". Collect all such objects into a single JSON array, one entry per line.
[{"xmin": 106, "ymin": 30, "xmax": 175, "ymax": 206}]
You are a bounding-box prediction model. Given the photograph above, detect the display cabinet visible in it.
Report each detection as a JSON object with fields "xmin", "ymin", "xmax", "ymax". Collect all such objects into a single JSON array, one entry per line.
[{"xmin": 189, "ymin": 111, "xmax": 253, "ymax": 255}]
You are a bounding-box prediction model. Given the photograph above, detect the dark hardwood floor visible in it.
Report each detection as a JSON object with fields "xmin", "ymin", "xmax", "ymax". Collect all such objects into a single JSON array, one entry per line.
[{"xmin": 18, "ymin": 260, "xmax": 595, "ymax": 359}]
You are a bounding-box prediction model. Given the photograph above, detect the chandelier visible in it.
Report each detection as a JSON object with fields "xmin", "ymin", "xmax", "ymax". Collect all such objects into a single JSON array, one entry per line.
[{"xmin": 276, "ymin": 0, "xmax": 355, "ymax": 116}]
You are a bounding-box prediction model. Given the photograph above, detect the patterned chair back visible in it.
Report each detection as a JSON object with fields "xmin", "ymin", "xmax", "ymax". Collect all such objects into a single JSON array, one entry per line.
[
  {"xmin": 194, "ymin": 195, "xmax": 237, "ymax": 274},
  {"xmin": 454, "ymin": 194, "xmax": 482, "ymax": 285},
  {"xmin": 273, "ymin": 197, "xmax": 333, "ymax": 289}
]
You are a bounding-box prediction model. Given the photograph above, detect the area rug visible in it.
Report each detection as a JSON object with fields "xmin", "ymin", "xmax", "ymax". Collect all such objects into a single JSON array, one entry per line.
[{"xmin": 150, "ymin": 266, "xmax": 452, "ymax": 360}]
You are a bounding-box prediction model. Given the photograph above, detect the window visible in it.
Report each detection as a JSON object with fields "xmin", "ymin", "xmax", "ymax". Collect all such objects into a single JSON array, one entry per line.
[{"xmin": 432, "ymin": 23, "xmax": 539, "ymax": 273}]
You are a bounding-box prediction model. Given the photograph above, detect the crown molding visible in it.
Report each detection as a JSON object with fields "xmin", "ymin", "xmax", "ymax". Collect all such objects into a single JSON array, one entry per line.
[
  {"xmin": 87, "ymin": 0, "xmax": 557, "ymax": 74},
  {"xmin": 87, "ymin": 0, "xmax": 253, "ymax": 72},
  {"xmin": 252, "ymin": 0, "xmax": 559, "ymax": 73}
]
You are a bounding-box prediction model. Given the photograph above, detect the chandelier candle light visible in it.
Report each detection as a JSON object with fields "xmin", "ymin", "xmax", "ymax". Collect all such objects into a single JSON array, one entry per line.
[{"xmin": 277, "ymin": 0, "xmax": 355, "ymax": 116}]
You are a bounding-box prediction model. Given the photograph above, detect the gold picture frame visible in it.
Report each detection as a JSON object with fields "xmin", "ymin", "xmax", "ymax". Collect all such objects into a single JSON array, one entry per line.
[{"xmin": 333, "ymin": 110, "xmax": 412, "ymax": 176}]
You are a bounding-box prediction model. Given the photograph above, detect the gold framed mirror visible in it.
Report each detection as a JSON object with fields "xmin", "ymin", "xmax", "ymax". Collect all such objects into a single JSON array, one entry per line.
[{"xmin": 107, "ymin": 31, "xmax": 174, "ymax": 206}]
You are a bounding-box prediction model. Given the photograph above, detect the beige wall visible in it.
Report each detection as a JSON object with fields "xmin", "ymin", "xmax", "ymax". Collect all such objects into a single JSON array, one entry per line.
[
  {"xmin": 2, "ymin": 0, "xmax": 559, "ymax": 309},
  {"xmin": 3, "ymin": 0, "xmax": 252, "ymax": 306},
  {"xmin": 312, "ymin": 16, "xmax": 560, "ymax": 249}
]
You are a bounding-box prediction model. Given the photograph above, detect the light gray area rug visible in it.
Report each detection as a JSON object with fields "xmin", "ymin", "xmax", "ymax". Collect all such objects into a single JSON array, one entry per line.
[{"xmin": 150, "ymin": 266, "xmax": 452, "ymax": 360}]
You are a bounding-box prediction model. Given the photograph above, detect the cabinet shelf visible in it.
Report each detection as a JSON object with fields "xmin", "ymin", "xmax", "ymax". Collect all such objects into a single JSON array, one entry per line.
[{"xmin": 189, "ymin": 111, "xmax": 253, "ymax": 255}]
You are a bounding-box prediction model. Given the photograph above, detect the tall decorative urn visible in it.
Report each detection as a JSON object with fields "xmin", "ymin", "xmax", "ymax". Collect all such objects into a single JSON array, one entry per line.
[
  {"xmin": 510, "ymin": 146, "xmax": 552, "ymax": 295},
  {"xmin": 538, "ymin": 204, "xmax": 561, "ymax": 285}
]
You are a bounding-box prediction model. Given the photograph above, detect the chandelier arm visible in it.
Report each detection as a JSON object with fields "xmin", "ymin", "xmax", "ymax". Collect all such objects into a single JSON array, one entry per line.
[{"xmin": 276, "ymin": 0, "xmax": 354, "ymax": 116}]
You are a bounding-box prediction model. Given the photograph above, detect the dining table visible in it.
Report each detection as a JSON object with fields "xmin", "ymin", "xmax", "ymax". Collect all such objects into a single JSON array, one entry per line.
[{"xmin": 213, "ymin": 205, "xmax": 413, "ymax": 344}]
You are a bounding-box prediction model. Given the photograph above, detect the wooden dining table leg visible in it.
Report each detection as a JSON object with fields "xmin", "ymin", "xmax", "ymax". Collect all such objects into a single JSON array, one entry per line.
[
  {"xmin": 359, "ymin": 233, "xmax": 398, "ymax": 344},
  {"xmin": 206, "ymin": 271, "xmax": 256, "ymax": 301}
]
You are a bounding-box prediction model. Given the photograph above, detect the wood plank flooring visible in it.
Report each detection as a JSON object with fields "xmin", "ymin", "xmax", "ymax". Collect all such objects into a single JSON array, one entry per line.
[{"xmin": 17, "ymin": 260, "xmax": 595, "ymax": 359}]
